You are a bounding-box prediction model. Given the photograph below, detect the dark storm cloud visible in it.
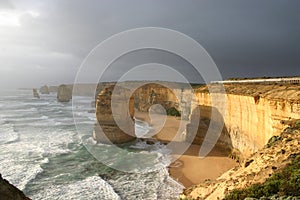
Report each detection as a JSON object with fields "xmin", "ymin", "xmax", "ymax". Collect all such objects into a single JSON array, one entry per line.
[{"xmin": 0, "ymin": 0, "xmax": 299, "ymax": 88}]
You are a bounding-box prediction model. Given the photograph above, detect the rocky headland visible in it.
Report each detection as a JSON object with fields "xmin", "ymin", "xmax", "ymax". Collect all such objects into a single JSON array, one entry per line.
[
  {"xmin": 32, "ymin": 79, "xmax": 299, "ymax": 199},
  {"xmin": 193, "ymin": 83, "xmax": 300, "ymax": 160},
  {"xmin": 0, "ymin": 174, "xmax": 30, "ymax": 200},
  {"xmin": 92, "ymin": 80, "xmax": 300, "ymax": 199},
  {"xmin": 181, "ymin": 82, "xmax": 300, "ymax": 199}
]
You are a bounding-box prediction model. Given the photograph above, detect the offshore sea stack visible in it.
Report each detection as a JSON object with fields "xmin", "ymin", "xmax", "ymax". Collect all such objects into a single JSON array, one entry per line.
[
  {"xmin": 48, "ymin": 86, "xmax": 58, "ymax": 93},
  {"xmin": 39, "ymin": 85, "xmax": 50, "ymax": 94},
  {"xmin": 0, "ymin": 174, "xmax": 31, "ymax": 200},
  {"xmin": 32, "ymin": 88, "xmax": 40, "ymax": 99},
  {"xmin": 57, "ymin": 84, "xmax": 72, "ymax": 102},
  {"xmin": 93, "ymin": 84, "xmax": 136, "ymax": 144}
]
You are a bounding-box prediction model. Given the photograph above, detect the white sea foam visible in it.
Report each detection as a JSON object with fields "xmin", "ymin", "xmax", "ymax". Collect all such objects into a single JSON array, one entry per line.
[
  {"xmin": 21, "ymin": 102, "xmax": 51, "ymax": 106},
  {"xmin": 0, "ymin": 160, "xmax": 45, "ymax": 191},
  {"xmin": 30, "ymin": 176, "xmax": 121, "ymax": 200},
  {"xmin": 107, "ymin": 167, "xmax": 184, "ymax": 200},
  {"xmin": 0, "ymin": 128, "xmax": 75, "ymax": 190},
  {"xmin": 135, "ymin": 119, "xmax": 152, "ymax": 138},
  {"xmin": 7, "ymin": 116, "xmax": 50, "ymax": 123},
  {"xmin": 40, "ymin": 115, "xmax": 49, "ymax": 120},
  {"xmin": 0, "ymin": 124, "xmax": 19, "ymax": 144}
]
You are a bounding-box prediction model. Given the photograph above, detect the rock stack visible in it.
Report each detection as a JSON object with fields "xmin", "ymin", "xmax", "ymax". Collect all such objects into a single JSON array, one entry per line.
[
  {"xmin": 32, "ymin": 89, "xmax": 40, "ymax": 99},
  {"xmin": 39, "ymin": 85, "xmax": 50, "ymax": 94},
  {"xmin": 93, "ymin": 85, "xmax": 136, "ymax": 144},
  {"xmin": 57, "ymin": 84, "xmax": 72, "ymax": 102}
]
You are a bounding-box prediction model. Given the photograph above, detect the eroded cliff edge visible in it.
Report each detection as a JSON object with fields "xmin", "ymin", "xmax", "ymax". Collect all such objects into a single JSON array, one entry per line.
[
  {"xmin": 93, "ymin": 82, "xmax": 300, "ymax": 158},
  {"xmin": 191, "ymin": 83, "xmax": 300, "ymax": 159}
]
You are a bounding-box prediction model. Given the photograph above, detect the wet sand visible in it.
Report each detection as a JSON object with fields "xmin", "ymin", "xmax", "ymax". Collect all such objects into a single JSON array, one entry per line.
[{"xmin": 134, "ymin": 111, "xmax": 237, "ymax": 188}]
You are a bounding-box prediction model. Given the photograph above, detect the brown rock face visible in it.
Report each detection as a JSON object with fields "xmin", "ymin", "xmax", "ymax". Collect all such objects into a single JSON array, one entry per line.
[
  {"xmin": 93, "ymin": 85, "xmax": 136, "ymax": 144},
  {"xmin": 32, "ymin": 89, "xmax": 40, "ymax": 99},
  {"xmin": 57, "ymin": 84, "xmax": 72, "ymax": 102},
  {"xmin": 186, "ymin": 105, "xmax": 233, "ymax": 154},
  {"xmin": 0, "ymin": 174, "xmax": 31, "ymax": 200},
  {"xmin": 39, "ymin": 85, "xmax": 49, "ymax": 94}
]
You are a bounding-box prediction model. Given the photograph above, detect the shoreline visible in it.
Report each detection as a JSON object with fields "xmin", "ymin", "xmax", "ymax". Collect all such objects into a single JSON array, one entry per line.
[{"xmin": 134, "ymin": 111, "xmax": 237, "ymax": 188}]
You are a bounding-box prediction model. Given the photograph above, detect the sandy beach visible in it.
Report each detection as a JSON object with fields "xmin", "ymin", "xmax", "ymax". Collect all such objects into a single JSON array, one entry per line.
[{"xmin": 134, "ymin": 111, "xmax": 237, "ymax": 188}]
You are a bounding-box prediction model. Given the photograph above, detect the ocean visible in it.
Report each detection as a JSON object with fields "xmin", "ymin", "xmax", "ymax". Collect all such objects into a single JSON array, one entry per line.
[{"xmin": 0, "ymin": 89, "xmax": 183, "ymax": 200}]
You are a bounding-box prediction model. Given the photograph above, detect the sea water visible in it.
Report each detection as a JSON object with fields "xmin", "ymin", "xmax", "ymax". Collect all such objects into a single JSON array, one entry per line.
[{"xmin": 0, "ymin": 89, "xmax": 183, "ymax": 199}]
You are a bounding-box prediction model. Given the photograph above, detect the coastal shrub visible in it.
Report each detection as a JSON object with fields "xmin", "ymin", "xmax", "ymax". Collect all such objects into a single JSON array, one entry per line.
[
  {"xmin": 295, "ymin": 120, "xmax": 300, "ymax": 128},
  {"xmin": 166, "ymin": 107, "xmax": 181, "ymax": 117},
  {"xmin": 190, "ymin": 83, "xmax": 205, "ymax": 89},
  {"xmin": 265, "ymin": 135, "xmax": 281, "ymax": 148},
  {"xmin": 224, "ymin": 155, "xmax": 300, "ymax": 200}
]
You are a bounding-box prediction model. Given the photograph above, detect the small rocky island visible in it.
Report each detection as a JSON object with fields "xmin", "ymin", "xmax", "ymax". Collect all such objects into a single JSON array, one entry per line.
[
  {"xmin": 57, "ymin": 84, "xmax": 72, "ymax": 102},
  {"xmin": 32, "ymin": 89, "xmax": 40, "ymax": 99}
]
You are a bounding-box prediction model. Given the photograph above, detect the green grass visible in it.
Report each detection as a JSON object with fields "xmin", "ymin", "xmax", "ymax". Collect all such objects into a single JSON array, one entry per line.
[
  {"xmin": 295, "ymin": 120, "xmax": 300, "ymax": 128},
  {"xmin": 166, "ymin": 107, "xmax": 181, "ymax": 117}
]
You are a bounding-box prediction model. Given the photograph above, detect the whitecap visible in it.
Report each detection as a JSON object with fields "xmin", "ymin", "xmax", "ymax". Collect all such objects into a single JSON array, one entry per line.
[
  {"xmin": 21, "ymin": 102, "xmax": 50, "ymax": 106},
  {"xmin": 29, "ymin": 176, "xmax": 121, "ymax": 200},
  {"xmin": 0, "ymin": 163, "xmax": 44, "ymax": 191},
  {"xmin": 0, "ymin": 124, "xmax": 19, "ymax": 144},
  {"xmin": 40, "ymin": 115, "xmax": 49, "ymax": 120},
  {"xmin": 107, "ymin": 167, "xmax": 184, "ymax": 200}
]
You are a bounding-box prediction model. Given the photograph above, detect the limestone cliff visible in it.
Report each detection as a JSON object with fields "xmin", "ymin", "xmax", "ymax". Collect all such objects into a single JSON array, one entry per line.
[
  {"xmin": 93, "ymin": 84, "xmax": 136, "ymax": 144},
  {"xmin": 132, "ymin": 82, "xmax": 193, "ymax": 120},
  {"xmin": 92, "ymin": 81, "xmax": 192, "ymax": 144},
  {"xmin": 191, "ymin": 83, "xmax": 300, "ymax": 158},
  {"xmin": 57, "ymin": 84, "xmax": 72, "ymax": 102}
]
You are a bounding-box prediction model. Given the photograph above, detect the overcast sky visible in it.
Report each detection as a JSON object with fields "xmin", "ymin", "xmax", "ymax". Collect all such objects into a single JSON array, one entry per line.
[{"xmin": 0, "ymin": 0, "xmax": 299, "ymax": 89}]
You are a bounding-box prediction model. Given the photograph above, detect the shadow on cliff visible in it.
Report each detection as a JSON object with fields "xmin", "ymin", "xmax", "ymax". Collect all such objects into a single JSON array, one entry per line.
[{"xmin": 185, "ymin": 105, "xmax": 233, "ymax": 157}]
